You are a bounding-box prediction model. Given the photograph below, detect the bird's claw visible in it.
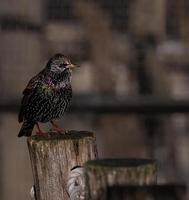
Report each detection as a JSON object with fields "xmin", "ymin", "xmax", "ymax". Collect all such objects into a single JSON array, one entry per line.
[
  {"xmin": 36, "ymin": 131, "xmax": 48, "ymax": 137},
  {"xmin": 50, "ymin": 128, "xmax": 67, "ymax": 135},
  {"xmin": 50, "ymin": 120, "xmax": 67, "ymax": 134}
]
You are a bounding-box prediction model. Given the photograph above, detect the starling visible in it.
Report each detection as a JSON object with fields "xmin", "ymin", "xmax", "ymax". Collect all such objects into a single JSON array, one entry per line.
[{"xmin": 18, "ymin": 54, "xmax": 79, "ymax": 137}]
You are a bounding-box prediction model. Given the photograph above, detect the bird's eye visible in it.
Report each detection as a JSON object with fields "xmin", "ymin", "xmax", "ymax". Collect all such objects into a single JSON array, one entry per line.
[{"xmin": 60, "ymin": 63, "xmax": 67, "ymax": 68}]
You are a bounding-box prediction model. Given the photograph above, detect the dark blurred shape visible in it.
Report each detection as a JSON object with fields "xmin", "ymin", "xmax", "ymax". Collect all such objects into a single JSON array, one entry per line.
[
  {"xmin": 0, "ymin": 16, "xmax": 41, "ymax": 31},
  {"xmin": 1, "ymin": 95, "xmax": 189, "ymax": 114},
  {"xmin": 107, "ymin": 184, "xmax": 187, "ymax": 200},
  {"xmin": 47, "ymin": 0, "xmax": 74, "ymax": 20}
]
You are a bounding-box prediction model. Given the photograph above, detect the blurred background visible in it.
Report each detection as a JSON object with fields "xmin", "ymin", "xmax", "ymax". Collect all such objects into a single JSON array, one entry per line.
[{"xmin": 0, "ymin": 0, "xmax": 189, "ymax": 199}]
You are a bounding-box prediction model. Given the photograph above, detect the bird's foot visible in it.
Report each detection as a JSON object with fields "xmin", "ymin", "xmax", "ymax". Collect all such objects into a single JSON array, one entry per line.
[
  {"xmin": 36, "ymin": 131, "xmax": 48, "ymax": 137},
  {"xmin": 36, "ymin": 123, "xmax": 48, "ymax": 137},
  {"xmin": 50, "ymin": 120, "xmax": 67, "ymax": 134},
  {"xmin": 50, "ymin": 127, "xmax": 67, "ymax": 134},
  {"xmin": 51, "ymin": 120, "xmax": 67, "ymax": 134}
]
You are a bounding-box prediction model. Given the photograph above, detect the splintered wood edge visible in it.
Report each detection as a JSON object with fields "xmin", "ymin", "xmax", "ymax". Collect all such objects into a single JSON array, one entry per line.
[
  {"xmin": 85, "ymin": 158, "xmax": 157, "ymax": 169},
  {"xmin": 27, "ymin": 130, "xmax": 95, "ymax": 143}
]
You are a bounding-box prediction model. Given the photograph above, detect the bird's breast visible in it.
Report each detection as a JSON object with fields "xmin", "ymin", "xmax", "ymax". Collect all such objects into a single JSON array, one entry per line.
[
  {"xmin": 38, "ymin": 81, "xmax": 68, "ymax": 94},
  {"xmin": 25, "ymin": 83, "xmax": 72, "ymax": 122}
]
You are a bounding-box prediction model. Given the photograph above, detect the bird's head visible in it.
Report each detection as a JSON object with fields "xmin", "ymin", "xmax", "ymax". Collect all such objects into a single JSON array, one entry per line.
[{"xmin": 47, "ymin": 54, "xmax": 79, "ymax": 74}]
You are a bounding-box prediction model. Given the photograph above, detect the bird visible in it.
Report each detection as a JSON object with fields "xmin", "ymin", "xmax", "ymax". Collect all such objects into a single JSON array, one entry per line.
[{"xmin": 18, "ymin": 53, "xmax": 79, "ymax": 137}]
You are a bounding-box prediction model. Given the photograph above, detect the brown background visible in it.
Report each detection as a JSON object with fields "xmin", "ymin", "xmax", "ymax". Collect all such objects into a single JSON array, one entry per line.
[{"xmin": 0, "ymin": 0, "xmax": 189, "ymax": 199}]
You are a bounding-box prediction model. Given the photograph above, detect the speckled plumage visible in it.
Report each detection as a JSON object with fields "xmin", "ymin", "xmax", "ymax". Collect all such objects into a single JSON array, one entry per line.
[{"xmin": 18, "ymin": 54, "xmax": 77, "ymax": 137}]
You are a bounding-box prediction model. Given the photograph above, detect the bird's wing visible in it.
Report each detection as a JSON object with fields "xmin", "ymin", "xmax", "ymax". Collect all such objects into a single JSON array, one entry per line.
[
  {"xmin": 18, "ymin": 71, "xmax": 44, "ymax": 122},
  {"xmin": 22, "ymin": 74, "xmax": 40, "ymax": 95}
]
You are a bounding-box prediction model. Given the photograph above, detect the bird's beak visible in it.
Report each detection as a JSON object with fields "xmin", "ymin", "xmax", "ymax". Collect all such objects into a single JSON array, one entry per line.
[{"xmin": 66, "ymin": 63, "xmax": 80, "ymax": 69}]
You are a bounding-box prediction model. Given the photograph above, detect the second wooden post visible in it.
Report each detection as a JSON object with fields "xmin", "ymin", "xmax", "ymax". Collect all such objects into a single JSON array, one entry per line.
[{"xmin": 85, "ymin": 158, "xmax": 157, "ymax": 200}]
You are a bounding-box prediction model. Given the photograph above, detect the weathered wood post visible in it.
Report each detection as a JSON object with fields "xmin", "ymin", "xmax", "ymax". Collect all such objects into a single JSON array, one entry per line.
[
  {"xmin": 107, "ymin": 184, "xmax": 187, "ymax": 200},
  {"xmin": 27, "ymin": 130, "xmax": 98, "ymax": 200},
  {"xmin": 85, "ymin": 158, "xmax": 157, "ymax": 200}
]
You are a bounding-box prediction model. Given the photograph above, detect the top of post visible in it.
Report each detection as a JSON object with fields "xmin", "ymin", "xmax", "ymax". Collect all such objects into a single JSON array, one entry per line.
[
  {"xmin": 85, "ymin": 158, "xmax": 156, "ymax": 168},
  {"xmin": 27, "ymin": 130, "xmax": 95, "ymax": 142}
]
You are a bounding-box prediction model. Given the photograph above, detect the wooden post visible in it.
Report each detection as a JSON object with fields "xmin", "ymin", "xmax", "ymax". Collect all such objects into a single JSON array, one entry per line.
[
  {"xmin": 107, "ymin": 184, "xmax": 187, "ymax": 200},
  {"xmin": 27, "ymin": 131, "xmax": 98, "ymax": 200},
  {"xmin": 85, "ymin": 158, "xmax": 157, "ymax": 200}
]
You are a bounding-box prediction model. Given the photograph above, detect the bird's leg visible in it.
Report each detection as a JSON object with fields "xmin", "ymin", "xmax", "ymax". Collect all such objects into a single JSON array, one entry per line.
[
  {"xmin": 50, "ymin": 120, "xmax": 66, "ymax": 134},
  {"xmin": 36, "ymin": 123, "xmax": 48, "ymax": 137}
]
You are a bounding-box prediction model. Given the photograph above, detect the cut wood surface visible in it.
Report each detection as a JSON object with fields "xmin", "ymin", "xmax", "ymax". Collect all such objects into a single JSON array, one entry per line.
[
  {"xmin": 107, "ymin": 184, "xmax": 187, "ymax": 200},
  {"xmin": 27, "ymin": 130, "xmax": 98, "ymax": 200},
  {"xmin": 85, "ymin": 158, "xmax": 157, "ymax": 200}
]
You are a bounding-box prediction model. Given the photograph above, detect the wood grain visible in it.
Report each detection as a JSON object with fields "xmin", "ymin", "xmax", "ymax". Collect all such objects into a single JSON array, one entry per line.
[
  {"xmin": 85, "ymin": 158, "xmax": 157, "ymax": 200},
  {"xmin": 27, "ymin": 130, "xmax": 98, "ymax": 200}
]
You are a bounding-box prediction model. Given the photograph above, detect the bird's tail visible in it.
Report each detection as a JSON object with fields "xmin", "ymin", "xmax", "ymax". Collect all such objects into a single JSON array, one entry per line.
[{"xmin": 18, "ymin": 121, "xmax": 35, "ymax": 137}]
